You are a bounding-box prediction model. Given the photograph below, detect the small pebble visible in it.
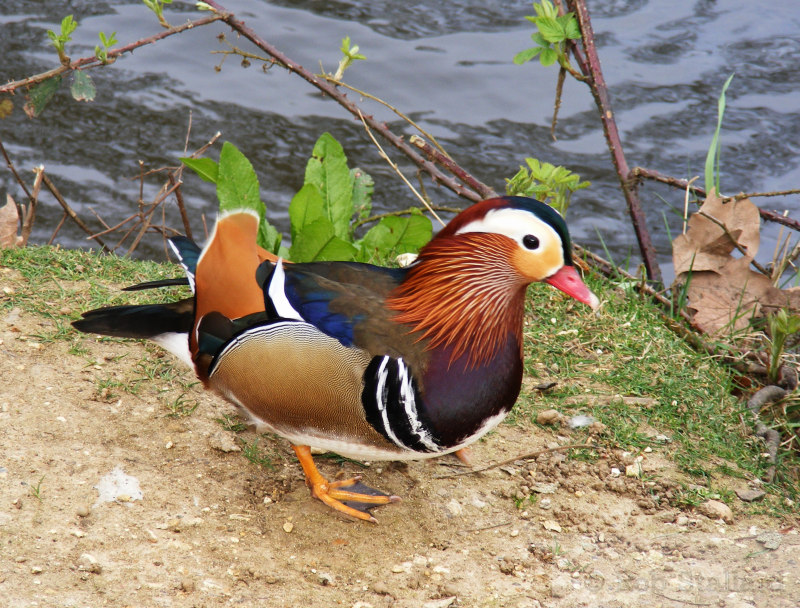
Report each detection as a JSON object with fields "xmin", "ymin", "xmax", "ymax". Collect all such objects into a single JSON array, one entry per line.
[
  {"xmin": 77, "ymin": 553, "xmax": 102, "ymax": 574},
  {"xmin": 283, "ymin": 521, "xmax": 294, "ymax": 533},
  {"xmin": 445, "ymin": 499, "xmax": 463, "ymax": 517},
  {"xmin": 543, "ymin": 520, "xmax": 562, "ymax": 533},
  {"xmin": 698, "ymin": 500, "xmax": 734, "ymax": 524},
  {"xmin": 180, "ymin": 577, "xmax": 195, "ymax": 593},
  {"xmin": 735, "ymin": 488, "xmax": 765, "ymax": 502},
  {"xmin": 76, "ymin": 505, "xmax": 91, "ymax": 518},
  {"xmin": 536, "ymin": 409, "xmax": 564, "ymax": 426}
]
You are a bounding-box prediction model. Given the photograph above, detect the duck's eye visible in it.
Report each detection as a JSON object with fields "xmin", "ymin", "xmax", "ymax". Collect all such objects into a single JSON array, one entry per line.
[{"xmin": 522, "ymin": 234, "xmax": 540, "ymax": 250}]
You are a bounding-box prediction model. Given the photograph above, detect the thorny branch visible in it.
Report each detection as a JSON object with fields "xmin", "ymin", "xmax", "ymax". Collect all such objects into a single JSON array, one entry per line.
[
  {"xmin": 0, "ymin": 13, "xmax": 226, "ymax": 96},
  {"xmin": 630, "ymin": 167, "xmax": 800, "ymax": 232},
  {"xmin": 566, "ymin": 0, "xmax": 662, "ymax": 283}
]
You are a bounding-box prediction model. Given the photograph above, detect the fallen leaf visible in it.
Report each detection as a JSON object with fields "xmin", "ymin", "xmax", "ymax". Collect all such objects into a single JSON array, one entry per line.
[
  {"xmin": 0, "ymin": 194, "xmax": 21, "ymax": 248},
  {"xmin": 672, "ymin": 189, "xmax": 800, "ymax": 334},
  {"xmin": 673, "ymin": 189, "xmax": 760, "ymax": 275}
]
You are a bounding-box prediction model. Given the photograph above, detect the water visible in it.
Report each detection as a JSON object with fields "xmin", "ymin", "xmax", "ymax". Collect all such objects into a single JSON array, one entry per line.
[{"xmin": 1, "ymin": 0, "xmax": 799, "ymax": 280}]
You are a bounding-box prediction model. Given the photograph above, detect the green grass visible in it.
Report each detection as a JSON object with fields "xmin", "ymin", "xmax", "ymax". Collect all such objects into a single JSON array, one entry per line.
[
  {"xmin": 517, "ymin": 268, "xmax": 799, "ymax": 516},
  {"xmin": 2, "ymin": 245, "xmax": 797, "ymax": 516}
]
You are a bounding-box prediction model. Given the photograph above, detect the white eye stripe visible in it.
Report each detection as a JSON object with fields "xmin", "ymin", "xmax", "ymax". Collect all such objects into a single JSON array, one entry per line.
[{"xmin": 455, "ymin": 208, "xmax": 561, "ymax": 252}]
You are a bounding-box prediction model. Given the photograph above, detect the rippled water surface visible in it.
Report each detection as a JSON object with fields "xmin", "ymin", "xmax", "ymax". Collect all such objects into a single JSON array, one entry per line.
[{"xmin": 1, "ymin": 0, "xmax": 799, "ymax": 275}]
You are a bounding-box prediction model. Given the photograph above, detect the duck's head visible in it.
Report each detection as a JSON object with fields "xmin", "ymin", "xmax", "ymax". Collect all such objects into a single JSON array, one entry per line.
[{"xmin": 433, "ymin": 196, "xmax": 599, "ymax": 310}]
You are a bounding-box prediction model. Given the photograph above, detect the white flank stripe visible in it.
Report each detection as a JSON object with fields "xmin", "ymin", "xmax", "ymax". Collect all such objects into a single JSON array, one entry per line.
[
  {"xmin": 375, "ymin": 357, "xmax": 404, "ymax": 449},
  {"xmin": 267, "ymin": 259, "xmax": 303, "ymax": 321},
  {"xmin": 397, "ymin": 358, "xmax": 438, "ymax": 451}
]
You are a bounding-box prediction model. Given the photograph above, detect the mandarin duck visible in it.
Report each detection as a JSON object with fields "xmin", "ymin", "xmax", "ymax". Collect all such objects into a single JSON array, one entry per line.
[{"xmin": 73, "ymin": 196, "xmax": 598, "ymax": 522}]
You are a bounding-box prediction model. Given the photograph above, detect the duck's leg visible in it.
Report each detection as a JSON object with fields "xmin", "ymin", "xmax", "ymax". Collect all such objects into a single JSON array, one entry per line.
[
  {"xmin": 454, "ymin": 447, "xmax": 473, "ymax": 465},
  {"xmin": 292, "ymin": 445, "xmax": 400, "ymax": 523}
]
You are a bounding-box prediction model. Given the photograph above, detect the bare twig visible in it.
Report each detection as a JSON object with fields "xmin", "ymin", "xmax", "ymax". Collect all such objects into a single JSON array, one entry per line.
[
  {"xmin": 551, "ymin": 67, "xmax": 566, "ymax": 141},
  {"xmin": 20, "ymin": 166, "xmax": 45, "ymax": 245},
  {"xmin": 409, "ymin": 136, "xmax": 496, "ymax": 201},
  {"xmin": 436, "ymin": 443, "xmax": 594, "ymax": 478},
  {"xmin": 47, "ymin": 212, "xmax": 68, "ymax": 245},
  {"xmin": 682, "ymin": 176, "xmax": 699, "ymax": 234},
  {"xmin": 357, "ymin": 111, "xmax": 445, "ymax": 226},
  {"xmin": 318, "ymin": 74, "xmax": 450, "ymax": 157},
  {"xmin": 41, "ymin": 173, "xmax": 112, "ymax": 253},
  {"xmin": 630, "ymin": 167, "xmax": 800, "ymax": 231},
  {"xmin": 0, "ymin": 137, "xmax": 33, "ymax": 222},
  {"xmin": 352, "ymin": 205, "xmax": 463, "ymax": 231}
]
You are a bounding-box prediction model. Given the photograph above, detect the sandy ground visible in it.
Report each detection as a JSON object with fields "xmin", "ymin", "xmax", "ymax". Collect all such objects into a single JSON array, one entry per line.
[{"xmin": 1, "ymin": 269, "xmax": 799, "ymax": 608}]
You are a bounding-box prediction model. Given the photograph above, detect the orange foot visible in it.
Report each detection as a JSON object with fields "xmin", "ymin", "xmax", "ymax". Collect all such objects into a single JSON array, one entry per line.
[{"xmin": 292, "ymin": 445, "xmax": 400, "ymax": 523}]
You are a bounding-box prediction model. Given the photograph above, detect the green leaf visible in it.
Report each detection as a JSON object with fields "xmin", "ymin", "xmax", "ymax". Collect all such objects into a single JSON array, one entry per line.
[
  {"xmin": 360, "ymin": 211, "xmax": 432, "ymax": 261},
  {"xmin": 539, "ymin": 47, "xmax": 558, "ymax": 67},
  {"xmin": 180, "ymin": 157, "xmax": 219, "ymax": 183},
  {"xmin": 351, "ymin": 167, "xmax": 374, "ymax": 222},
  {"xmin": 513, "ymin": 47, "xmax": 541, "ymax": 65},
  {"xmin": 289, "ymin": 217, "xmax": 357, "ymax": 262},
  {"xmin": 23, "ymin": 75, "xmax": 62, "ymax": 118},
  {"xmin": 530, "ymin": 32, "xmax": 548, "ymax": 46},
  {"xmin": 304, "ymin": 132, "xmax": 354, "ymax": 239},
  {"xmin": 61, "ymin": 14, "xmax": 78, "ymax": 37},
  {"xmin": 216, "ymin": 141, "xmax": 263, "ymax": 217},
  {"xmin": 563, "ymin": 16, "xmax": 581, "ymax": 40},
  {"xmin": 704, "ymin": 73, "xmax": 735, "ymax": 194},
  {"xmin": 257, "ymin": 219, "xmax": 282, "ymax": 254},
  {"xmin": 288, "ymin": 183, "xmax": 325, "ymax": 242},
  {"xmin": 536, "ymin": 16, "xmax": 565, "ymax": 43},
  {"xmin": 70, "ymin": 71, "xmax": 95, "ymax": 102}
]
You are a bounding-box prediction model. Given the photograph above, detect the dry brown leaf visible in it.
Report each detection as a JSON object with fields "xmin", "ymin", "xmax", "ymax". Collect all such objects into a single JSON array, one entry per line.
[
  {"xmin": 685, "ymin": 258, "xmax": 774, "ymax": 335},
  {"xmin": 0, "ymin": 194, "xmax": 22, "ymax": 249},
  {"xmin": 673, "ymin": 189, "xmax": 760, "ymax": 275},
  {"xmin": 671, "ymin": 189, "xmax": 800, "ymax": 335}
]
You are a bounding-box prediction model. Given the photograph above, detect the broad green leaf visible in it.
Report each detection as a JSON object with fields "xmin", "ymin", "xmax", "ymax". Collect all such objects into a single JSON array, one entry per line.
[
  {"xmin": 513, "ymin": 47, "xmax": 541, "ymax": 65},
  {"xmin": 304, "ymin": 132, "xmax": 354, "ymax": 239},
  {"xmin": 70, "ymin": 71, "xmax": 95, "ymax": 102},
  {"xmin": 217, "ymin": 141, "xmax": 263, "ymax": 216},
  {"xmin": 531, "ymin": 32, "xmax": 548, "ymax": 46},
  {"xmin": 258, "ymin": 219, "xmax": 282, "ymax": 255},
  {"xmin": 180, "ymin": 157, "xmax": 219, "ymax": 183},
  {"xmin": 23, "ymin": 75, "xmax": 62, "ymax": 118},
  {"xmin": 536, "ymin": 17, "xmax": 565, "ymax": 43},
  {"xmin": 539, "ymin": 47, "xmax": 558, "ymax": 67},
  {"xmin": 360, "ymin": 212, "xmax": 432, "ymax": 261},
  {"xmin": 563, "ymin": 16, "xmax": 581, "ymax": 39},
  {"xmin": 351, "ymin": 167, "xmax": 374, "ymax": 221},
  {"xmin": 290, "ymin": 217, "xmax": 357, "ymax": 262},
  {"xmin": 288, "ymin": 183, "xmax": 325, "ymax": 242}
]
